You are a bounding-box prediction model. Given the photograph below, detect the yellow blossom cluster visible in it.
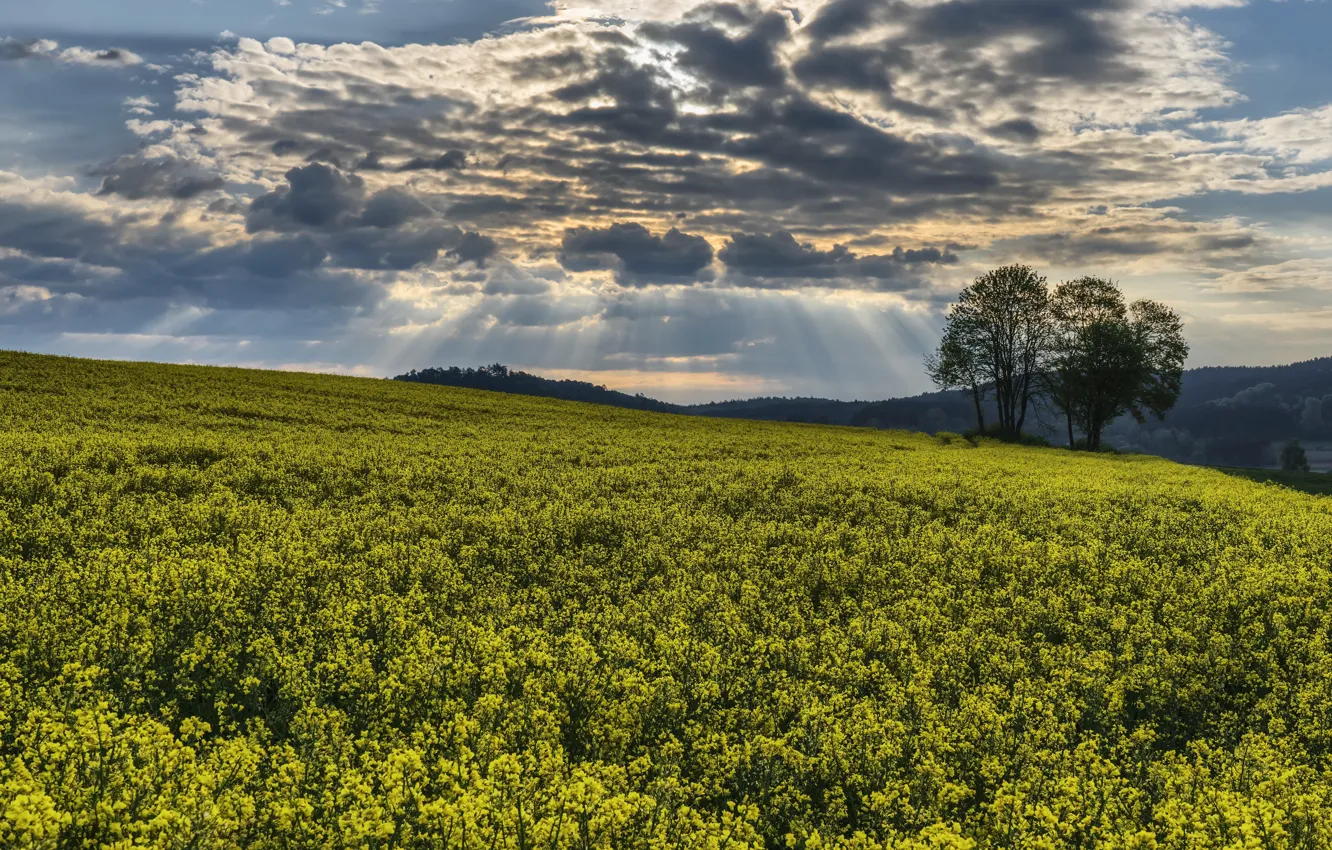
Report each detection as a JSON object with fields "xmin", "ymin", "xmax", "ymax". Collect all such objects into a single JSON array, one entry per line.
[{"xmin": 1, "ymin": 352, "xmax": 1331, "ymax": 848}]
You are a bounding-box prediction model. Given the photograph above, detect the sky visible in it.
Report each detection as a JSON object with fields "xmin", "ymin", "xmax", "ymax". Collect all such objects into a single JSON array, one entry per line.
[{"xmin": 1, "ymin": 0, "xmax": 1330, "ymax": 403}]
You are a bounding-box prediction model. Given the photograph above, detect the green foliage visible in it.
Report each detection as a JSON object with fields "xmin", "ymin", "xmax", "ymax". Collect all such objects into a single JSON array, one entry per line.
[
  {"xmin": 3, "ymin": 351, "xmax": 1332, "ymax": 849},
  {"xmin": 929, "ymin": 270, "xmax": 1187, "ymax": 452},
  {"xmin": 930, "ymin": 265, "xmax": 1050, "ymax": 437},
  {"xmin": 1281, "ymin": 439, "xmax": 1311, "ymax": 473},
  {"xmin": 1046, "ymin": 278, "xmax": 1188, "ymax": 452}
]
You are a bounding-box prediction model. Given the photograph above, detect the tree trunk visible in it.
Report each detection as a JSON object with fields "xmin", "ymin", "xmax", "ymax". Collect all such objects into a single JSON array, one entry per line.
[
  {"xmin": 1067, "ymin": 415, "xmax": 1074, "ymax": 449},
  {"xmin": 1015, "ymin": 373, "xmax": 1030, "ymax": 434},
  {"xmin": 971, "ymin": 386, "xmax": 986, "ymax": 434}
]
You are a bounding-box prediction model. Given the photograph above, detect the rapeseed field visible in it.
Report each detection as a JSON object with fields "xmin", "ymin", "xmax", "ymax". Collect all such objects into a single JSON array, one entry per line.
[{"xmin": 2, "ymin": 351, "xmax": 1331, "ymax": 849}]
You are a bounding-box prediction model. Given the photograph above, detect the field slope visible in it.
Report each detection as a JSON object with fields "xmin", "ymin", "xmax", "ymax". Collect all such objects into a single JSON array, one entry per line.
[{"xmin": 2, "ymin": 351, "xmax": 1332, "ymax": 849}]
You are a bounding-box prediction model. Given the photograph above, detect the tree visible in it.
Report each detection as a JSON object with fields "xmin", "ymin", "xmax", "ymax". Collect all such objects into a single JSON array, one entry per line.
[
  {"xmin": 924, "ymin": 322, "xmax": 988, "ymax": 433},
  {"xmin": 1281, "ymin": 439, "xmax": 1310, "ymax": 472},
  {"xmin": 1045, "ymin": 277, "xmax": 1187, "ymax": 451},
  {"xmin": 933, "ymin": 265, "xmax": 1050, "ymax": 437}
]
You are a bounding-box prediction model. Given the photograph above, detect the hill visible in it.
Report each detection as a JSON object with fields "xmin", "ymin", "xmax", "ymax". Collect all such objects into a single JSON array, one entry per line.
[
  {"xmin": 398, "ymin": 358, "xmax": 1332, "ymax": 468},
  {"xmin": 396, "ymin": 364, "xmax": 677, "ymax": 413},
  {"xmin": 4, "ymin": 351, "xmax": 1332, "ymax": 848}
]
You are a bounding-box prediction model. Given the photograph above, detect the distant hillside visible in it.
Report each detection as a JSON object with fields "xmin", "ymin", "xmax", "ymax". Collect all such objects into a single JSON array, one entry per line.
[
  {"xmin": 395, "ymin": 364, "xmax": 678, "ymax": 413},
  {"xmin": 396, "ymin": 357, "xmax": 1332, "ymax": 468},
  {"xmin": 686, "ymin": 396, "xmax": 870, "ymax": 426}
]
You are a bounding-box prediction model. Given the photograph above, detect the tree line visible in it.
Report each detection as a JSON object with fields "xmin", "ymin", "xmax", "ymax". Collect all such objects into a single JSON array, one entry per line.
[{"xmin": 926, "ymin": 265, "xmax": 1188, "ymax": 451}]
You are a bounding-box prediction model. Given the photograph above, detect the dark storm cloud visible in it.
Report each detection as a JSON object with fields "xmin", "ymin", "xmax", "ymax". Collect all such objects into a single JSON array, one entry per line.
[
  {"xmin": 794, "ymin": 0, "xmax": 1142, "ymax": 124},
  {"xmin": 399, "ymin": 149, "xmax": 467, "ymax": 172},
  {"xmin": 803, "ymin": 0, "xmax": 902, "ymax": 42},
  {"xmin": 1015, "ymin": 231, "xmax": 1165, "ymax": 264},
  {"xmin": 0, "ymin": 196, "xmax": 133, "ymax": 268},
  {"xmin": 448, "ymin": 231, "xmax": 499, "ymax": 266},
  {"xmin": 304, "ymin": 147, "xmax": 349, "ymax": 169},
  {"xmin": 641, "ymin": 9, "xmax": 790, "ymax": 89},
  {"xmin": 151, "ymin": 3, "xmax": 1165, "ymax": 264},
  {"xmin": 355, "ymin": 151, "xmax": 387, "ymax": 171},
  {"xmin": 93, "ymin": 154, "xmax": 226, "ymax": 201},
  {"xmin": 789, "ymin": 38, "xmax": 949, "ymax": 119},
  {"xmin": 713, "ymin": 96, "xmax": 1004, "ymax": 196},
  {"xmin": 356, "ymin": 187, "xmax": 435, "ymax": 229},
  {"xmin": 219, "ymin": 235, "xmax": 329, "ymax": 279},
  {"xmin": 1198, "ymin": 234, "xmax": 1257, "ymax": 252},
  {"xmin": 0, "ymin": 146, "xmax": 502, "ymax": 319},
  {"xmin": 247, "ymin": 164, "xmax": 366, "ymax": 232},
  {"xmin": 0, "ymin": 190, "xmax": 378, "ymax": 311},
  {"xmin": 219, "ymin": 82, "xmax": 478, "ymax": 182},
  {"xmin": 242, "ymin": 163, "xmax": 494, "ymax": 271},
  {"xmin": 913, "ymin": 0, "xmax": 1138, "ymax": 83},
  {"xmin": 445, "ymin": 195, "xmax": 529, "ymax": 220},
  {"xmin": 551, "ymin": 49, "xmax": 681, "ymax": 143},
  {"xmin": 326, "ymin": 227, "xmax": 466, "ymax": 271},
  {"xmin": 987, "ymin": 118, "xmax": 1043, "ymax": 144},
  {"xmin": 542, "ymin": 49, "xmax": 1020, "ymax": 220},
  {"xmin": 558, "ymin": 222, "xmax": 715, "ymax": 285},
  {"xmin": 792, "ymin": 43, "xmax": 893, "ymax": 96},
  {"xmin": 718, "ymin": 230, "xmax": 957, "ymax": 290}
]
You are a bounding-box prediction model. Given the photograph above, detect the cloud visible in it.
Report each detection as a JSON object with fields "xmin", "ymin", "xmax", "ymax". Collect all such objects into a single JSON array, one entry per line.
[
  {"xmin": 93, "ymin": 154, "xmax": 226, "ymax": 201},
  {"xmin": 987, "ymin": 118, "xmax": 1043, "ymax": 144},
  {"xmin": 641, "ymin": 8, "xmax": 790, "ymax": 89},
  {"xmin": 0, "ymin": 37, "xmax": 59, "ymax": 61},
  {"xmin": 123, "ymin": 96, "xmax": 159, "ymax": 116},
  {"xmin": 4, "ymin": 0, "xmax": 1332, "ymax": 398},
  {"xmin": 1205, "ymin": 259, "xmax": 1332, "ymax": 297},
  {"xmin": 326, "ymin": 227, "xmax": 468, "ymax": 271},
  {"xmin": 399, "ymin": 150, "xmax": 467, "ymax": 171},
  {"xmin": 247, "ymin": 164, "xmax": 366, "ymax": 232},
  {"xmin": 718, "ymin": 230, "xmax": 957, "ymax": 290},
  {"xmin": 239, "ymin": 163, "xmax": 494, "ymax": 271},
  {"xmin": 55, "ymin": 46, "xmax": 145, "ymax": 67},
  {"xmin": 559, "ymin": 222, "xmax": 715, "ymax": 285},
  {"xmin": 482, "ymin": 262, "xmax": 552, "ymax": 295},
  {"xmin": 484, "ymin": 293, "xmax": 601, "ymax": 327},
  {"xmin": 355, "ymin": 187, "xmax": 435, "ymax": 228},
  {"xmin": 0, "ymin": 37, "xmax": 143, "ymax": 67},
  {"xmin": 1210, "ymin": 105, "xmax": 1332, "ymax": 165},
  {"xmin": 448, "ymin": 231, "xmax": 499, "ymax": 266},
  {"xmin": 152, "ymin": 2, "xmax": 1276, "ymax": 265},
  {"xmin": 0, "ymin": 172, "xmax": 379, "ymax": 313}
]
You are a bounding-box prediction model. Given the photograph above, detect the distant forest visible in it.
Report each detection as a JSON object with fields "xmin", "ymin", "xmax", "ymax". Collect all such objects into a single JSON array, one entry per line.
[
  {"xmin": 395, "ymin": 358, "xmax": 1332, "ymax": 468},
  {"xmin": 395, "ymin": 365, "xmax": 678, "ymax": 413}
]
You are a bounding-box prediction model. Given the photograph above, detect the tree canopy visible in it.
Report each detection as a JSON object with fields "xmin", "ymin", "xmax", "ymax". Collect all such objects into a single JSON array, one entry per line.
[
  {"xmin": 928, "ymin": 268, "xmax": 1188, "ymax": 450},
  {"xmin": 933, "ymin": 264, "xmax": 1050, "ymax": 438}
]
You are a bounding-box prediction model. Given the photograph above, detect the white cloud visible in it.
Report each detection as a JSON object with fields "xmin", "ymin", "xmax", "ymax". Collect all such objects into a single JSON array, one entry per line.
[
  {"xmin": 55, "ymin": 46, "xmax": 144, "ymax": 67},
  {"xmin": 1211, "ymin": 105, "xmax": 1332, "ymax": 165}
]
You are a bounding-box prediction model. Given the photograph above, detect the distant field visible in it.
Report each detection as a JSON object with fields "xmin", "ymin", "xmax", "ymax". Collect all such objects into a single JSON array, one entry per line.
[
  {"xmin": 2, "ymin": 351, "xmax": 1332, "ymax": 848},
  {"xmin": 1216, "ymin": 465, "xmax": 1332, "ymax": 496}
]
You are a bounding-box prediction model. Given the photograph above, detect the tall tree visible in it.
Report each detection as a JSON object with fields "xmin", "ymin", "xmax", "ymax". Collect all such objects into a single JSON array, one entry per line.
[
  {"xmin": 1281, "ymin": 439, "xmax": 1311, "ymax": 472},
  {"xmin": 1046, "ymin": 277, "xmax": 1187, "ymax": 450},
  {"xmin": 943, "ymin": 264, "xmax": 1051, "ymax": 437},
  {"xmin": 924, "ymin": 323, "xmax": 988, "ymax": 433}
]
